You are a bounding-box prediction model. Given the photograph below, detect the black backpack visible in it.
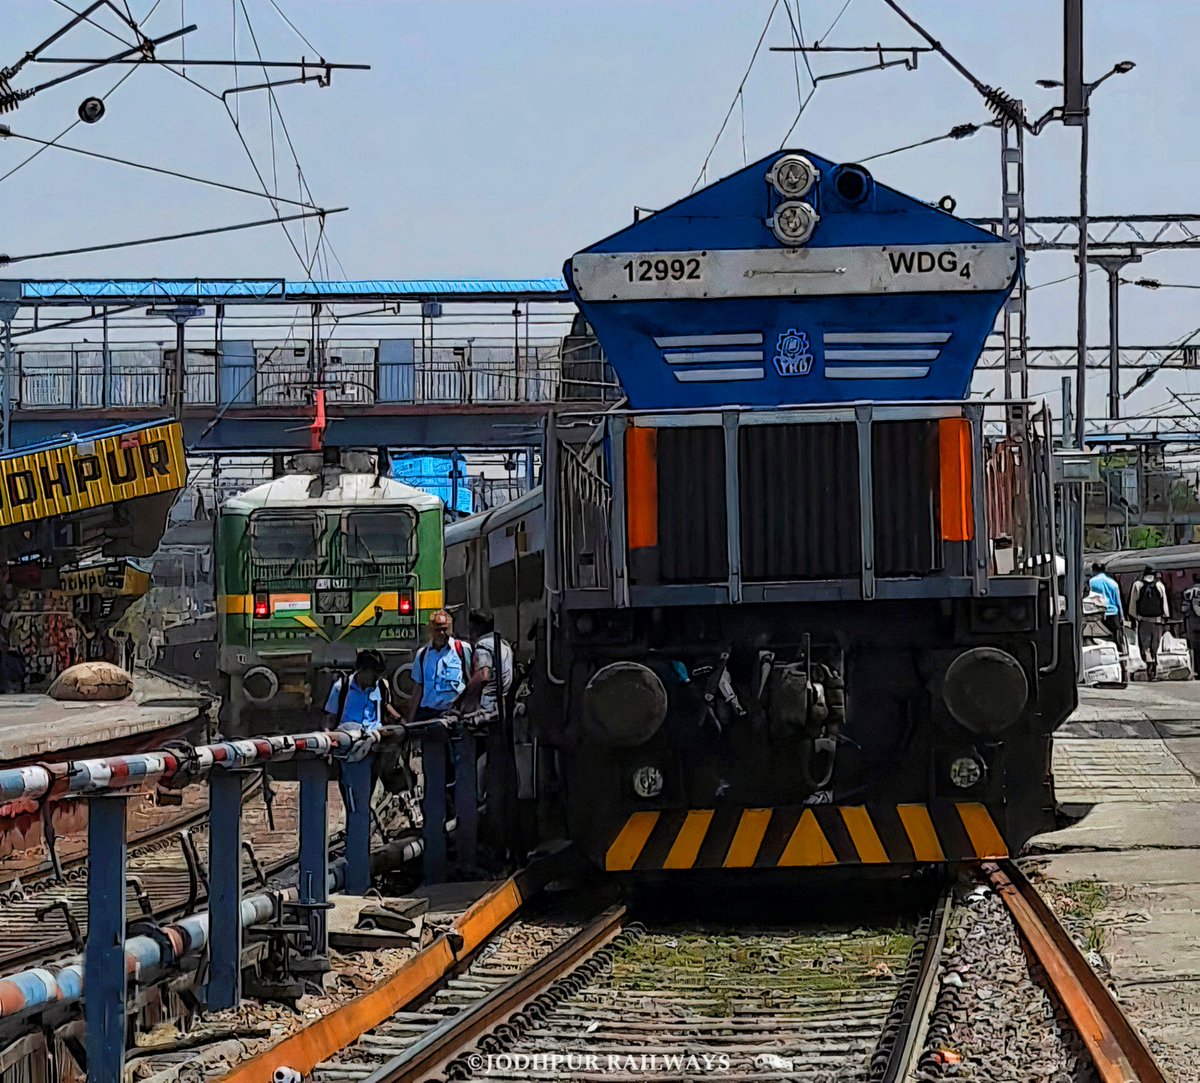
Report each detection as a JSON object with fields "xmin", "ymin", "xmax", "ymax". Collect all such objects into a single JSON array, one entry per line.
[{"xmin": 1138, "ymin": 580, "xmax": 1164, "ymax": 618}]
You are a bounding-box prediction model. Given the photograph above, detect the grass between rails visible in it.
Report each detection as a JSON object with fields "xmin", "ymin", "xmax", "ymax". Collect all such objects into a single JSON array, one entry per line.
[{"xmin": 609, "ymin": 927, "xmax": 916, "ymax": 1008}]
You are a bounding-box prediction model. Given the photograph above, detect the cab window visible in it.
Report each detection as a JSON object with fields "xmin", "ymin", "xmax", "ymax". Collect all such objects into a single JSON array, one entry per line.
[
  {"xmin": 250, "ymin": 513, "xmax": 319, "ymax": 563},
  {"xmin": 344, "ymin": 511, "xmax": 416, "ymax": 565}
]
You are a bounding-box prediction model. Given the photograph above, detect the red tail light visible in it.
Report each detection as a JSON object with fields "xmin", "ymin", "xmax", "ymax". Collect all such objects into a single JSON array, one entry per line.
[
  {"xmin": 253, "ymin": 596, "xmax": 269, "ymax": 619},
  {"xmin": 398, "ymin": 591, "xmax": 414, "ymax": 616}
]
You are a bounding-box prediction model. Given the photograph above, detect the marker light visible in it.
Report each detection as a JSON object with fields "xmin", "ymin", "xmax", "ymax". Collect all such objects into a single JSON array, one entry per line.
[
  {"xmin": 398, "ymin": 591, "xmax": 414, "ymax": 616},
  {"xmin": 253, "ymin": 596, "xmax": 269, "ymax": 619},
  {"xmin": 950, "ymin": 756, "xmax": 983, "ymax": 789},
  {"xmin": 632, "ymin": 765, "xmax": 664, "ymax": 798},
  {"xmin": 767, "ymin": 153, "xmax": 818, "ymax": 198},
  {"xmin": 768, "ymin": 201, "xmax": 819, "ymax": 246}
]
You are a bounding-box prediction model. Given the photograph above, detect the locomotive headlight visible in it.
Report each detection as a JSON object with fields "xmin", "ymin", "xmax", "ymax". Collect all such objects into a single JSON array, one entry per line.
[
  {"xmin": 242, "ymin": 666, "xmax": 279, "ymax": 704},
  {"xmin": 582, "ymin": 662, "xmax": 667, "ymax": 747},
  {"xmin": 949, "ymin": 755, "xmax": 984, "ymax": 789},
  {"xmin": 767, "ymin": 153, "xmax": 818, "ymax": 198},
  {"xmin": 768, "ymin": 201, "xmax": 819, "ymax": 246},
  {"xmin": 632, "ymin": 765, "xmax": 664, "ymax": 798},
  {"xmin": 942, "ymin": 647, "xmax": 1029, "ymax": 735}
]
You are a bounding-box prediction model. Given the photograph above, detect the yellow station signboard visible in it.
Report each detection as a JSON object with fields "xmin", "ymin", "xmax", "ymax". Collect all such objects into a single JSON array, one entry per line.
[
  {"xmin": 0, "ymin": 422, "xmax": 187, "ymax": 529},
  {"xmin": 59, "ymin": 561, "xmax": 152, "ymax": 597}
]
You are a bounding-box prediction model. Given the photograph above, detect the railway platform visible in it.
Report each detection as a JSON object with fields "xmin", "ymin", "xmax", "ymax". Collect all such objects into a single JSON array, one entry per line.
[
  {"xmin": 1028, "ymin": 682, "xmax": 1200, "ymax": 1081},
  {"xmin": 0, "ymin": 671, "xmax": 210, "ymax": 765}
]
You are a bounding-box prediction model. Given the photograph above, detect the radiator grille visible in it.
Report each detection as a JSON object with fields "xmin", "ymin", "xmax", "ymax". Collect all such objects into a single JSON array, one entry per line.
[
  {"xmin": 738, "ymin": 423, "xmax": 861, "ymax": 580},
  {"xmin": 872, "ymin": 420, "xmax": 942, "ymax": 576},
  {"xmin": 656, "ymin": 426, "xmax": 728, "ymax": 582}
]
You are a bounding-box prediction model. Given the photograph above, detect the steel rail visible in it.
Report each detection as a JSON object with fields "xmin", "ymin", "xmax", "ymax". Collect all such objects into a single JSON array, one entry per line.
[
  {"xmin": 985, "ymin": 861, "xmax": 1168, "ymax": 1083},
  {"xmin": 878, "ymin": 887, "xmax": 954, "ymax": 1082},
  {"xmin": 364, "ymin": 905, "xmax": 627, "ymax": 1083},
  {"xmin": 219, "ymin": 845, "xmax": 584, "ymax": 1082}
]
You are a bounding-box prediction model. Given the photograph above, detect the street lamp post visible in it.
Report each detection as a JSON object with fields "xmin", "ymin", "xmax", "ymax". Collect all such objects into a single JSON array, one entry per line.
[{"xmin": 1038, "ymin": 60, "xmax": 1135, "ymax": 450}]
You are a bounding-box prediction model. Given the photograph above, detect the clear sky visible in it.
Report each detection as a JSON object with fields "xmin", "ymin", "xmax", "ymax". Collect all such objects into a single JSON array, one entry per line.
[{"xmin": 2, "ymin": 0, "xmax": 1198, "ymax": 415}]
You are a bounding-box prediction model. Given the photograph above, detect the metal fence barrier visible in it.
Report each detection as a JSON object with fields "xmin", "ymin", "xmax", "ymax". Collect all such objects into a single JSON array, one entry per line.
[{"xmin": 0, "ymin": 716, "xmax": 486, "ymax": 1080}]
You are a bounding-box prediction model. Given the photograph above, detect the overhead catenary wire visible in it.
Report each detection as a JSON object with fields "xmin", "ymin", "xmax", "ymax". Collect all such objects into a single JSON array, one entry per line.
[
  {"xmin": 857, "ymin": 120, "xmax": 995, "ymax": 163},
  {"xmin": 1, "ymin": 128, "xmax": 319, "ymax": 208},
  {"xmin": 265, "ymin": 0, "xmax": 320, "ymax": 55},
  {"xmin": 817, "ymin": 0, "xmax": 856, "ymax": 44},
  {"xmin": 691, "ymin": 0, "xmax": 783, "ymax": 192},
  {"xmin": 0, "ymin": 205, "xmax": 343, "ymax": 265}
]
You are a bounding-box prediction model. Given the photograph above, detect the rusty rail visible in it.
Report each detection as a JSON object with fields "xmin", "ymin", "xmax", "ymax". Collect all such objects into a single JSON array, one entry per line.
[
  {"xmin": 985, "ymin": 861, "xmax": 1168, "ymax": 1083},
  {"xmin": 367, "ymin": 905, "xmax": 626, "ymax": 1082}
]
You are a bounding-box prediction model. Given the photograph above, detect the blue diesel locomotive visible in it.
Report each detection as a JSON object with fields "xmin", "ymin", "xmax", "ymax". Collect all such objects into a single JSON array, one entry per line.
[{"xmin": 449, "ymin": 151, "xmax": 1075, "ymax": 877}]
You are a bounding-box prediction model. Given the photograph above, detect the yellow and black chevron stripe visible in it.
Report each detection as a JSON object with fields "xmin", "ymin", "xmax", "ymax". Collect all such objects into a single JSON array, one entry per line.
[{"xmin": 604, "ymin": 802, "xmax": 1007, "ymax": 871}]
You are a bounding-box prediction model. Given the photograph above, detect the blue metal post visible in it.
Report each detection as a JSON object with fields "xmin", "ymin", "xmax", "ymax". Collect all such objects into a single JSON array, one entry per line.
[
  {"xmin": 84, "ymin": 795, "xmax": 128, "ymax": 1081},
  {"xmin": 341, "ymin": 754, "xmax": 374, "ymax": 895},
  {"xmin": 454, "ymin": 734, "xmax": 478, "ymax": 872},
  {"xmin": 297, "ymin": 757, "xmax": 330, "ymax": 959},
  {"xmin": 421, "ymin": 731, "xmax": 447, "ymax": 884},
  {"xmin": 205, "ymin": 768, "xmax": 243, "ymax": 1009}
]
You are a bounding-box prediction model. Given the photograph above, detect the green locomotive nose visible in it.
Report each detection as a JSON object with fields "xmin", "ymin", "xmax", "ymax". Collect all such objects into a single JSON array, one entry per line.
[{"xmin": 215, "ymin": 468, "xmax": 445, "ymax": 738}]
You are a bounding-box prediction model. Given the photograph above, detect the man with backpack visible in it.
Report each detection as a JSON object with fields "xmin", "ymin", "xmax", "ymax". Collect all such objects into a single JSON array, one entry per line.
[
  {"xmin": 404, "ymin": 609, "xmax": 472, "ymax": 723},
  {"xmin": 1130, "ymin": 566, "xmax": 1171, "ymax": 680},
  {"xmin": 465, "ymin": 609, "xmax": 513, "ymax": 719},
  {"xmin": 324, "ymin": 649, "xmax": 396, "ymax": 732},
  {"xmin": 324, "ymin": 648, "xmax": 398, "ymax": 818},
  {"xmin": 1182, "ymin": 573, "xmax": 1200, "ymax": 678}
]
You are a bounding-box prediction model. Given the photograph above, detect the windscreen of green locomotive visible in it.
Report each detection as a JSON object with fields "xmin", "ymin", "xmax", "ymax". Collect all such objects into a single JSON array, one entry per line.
[
  {"xmin": 250, "ymin": 513, "xmax": 319, "ymax": 567},
  {"xmin": 343, "ymin": 510, "xmax": 416, "ymax": 566}
]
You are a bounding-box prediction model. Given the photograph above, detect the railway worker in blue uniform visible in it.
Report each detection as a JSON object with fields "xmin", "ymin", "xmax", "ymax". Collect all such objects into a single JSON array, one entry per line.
[
  {"xmin": 324, "ymin": 649, "xmax": 395, "ymax": 732},
  {"xmin": 324, "ymin": 649, "xmax": 397, "ymax": 813},
  {"xmin": 404, "ymin": 609, "xmax": 472, "ymax": 724},
  {"xmin": 1130, "ymin": 566, "xmax": 1171, "ymax": 680},
  {"xmin": 465, "ymin": 609, "xmax": 514, "ymax": 720},
  {"xmin": 1089, "ymin": 562, "xmax": 1127, "ymax": 680}
]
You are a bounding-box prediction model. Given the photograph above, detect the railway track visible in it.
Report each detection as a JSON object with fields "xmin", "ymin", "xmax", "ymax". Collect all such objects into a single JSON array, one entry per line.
[
  {"xmin": 0, "ymin": 779, "xmax": 318, "ymax": 972},
  {"xmin": 305, "ymin": 890, "xmax": 946, "ymax": 1083},
  {"xmin": 246, "ymin": 859, "xmax": 1169, "ymax": 1083}
]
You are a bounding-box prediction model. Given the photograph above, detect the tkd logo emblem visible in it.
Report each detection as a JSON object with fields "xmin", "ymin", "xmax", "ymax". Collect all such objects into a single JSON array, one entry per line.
[{"xmin": 773, "ymin": 328, "xmax": 813, "ymax": 377}]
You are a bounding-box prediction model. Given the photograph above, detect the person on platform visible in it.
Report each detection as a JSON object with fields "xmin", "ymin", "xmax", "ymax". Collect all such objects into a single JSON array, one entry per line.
[
  {"xmin": 465, "ymin": 609, "xmax": 514, "ymax": 720},
  {"xmin": 1089, "ymin": 561, "xmax": 1128, "ymax": 679},
  {"xmin": 1182, "ymin": 573, "xmax": 1200, "ymax": 678},
  {"xmin": 0, "ymin": 632, "xmax": 26, "ymax": 694},
  {"xmin": 404, "ymin": 610, "xmax": 472, "ymax": 724},
  {"xmin": 1130, "ymin": 566, "xmax": 1171, "ymax": 680}
]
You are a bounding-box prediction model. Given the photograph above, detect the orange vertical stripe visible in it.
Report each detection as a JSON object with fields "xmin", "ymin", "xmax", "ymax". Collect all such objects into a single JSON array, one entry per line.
[
  {"xmin": 625, "ymin": 425, "xmax": 658, "ymax": 549},
  {"xmin": 723, "ymin": 809, "xmax": 772, "ymax": 868},
  {"xmin": 839, "ymin": 806, "xmax": 890, "ymax": 864},
  {"xmin": 956, "ymin": 802, "xmax": 1009, "ymax": 859},
  {"xmin": 939, "ymin": 417, "xmax": 974, "ymax": 542},
  {"xmin": 605, "ymin": 812, "xmax": 659, "ymax": 871},
  {"xmin": 897, "ymin": 804, "xmax": 946, "ymax": 862}
]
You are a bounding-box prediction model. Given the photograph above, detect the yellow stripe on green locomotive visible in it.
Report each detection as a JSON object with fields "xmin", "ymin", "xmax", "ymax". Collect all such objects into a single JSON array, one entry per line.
[{"xmin": 215, "ymin": 470, "xmax": 444, "ymax": 736}]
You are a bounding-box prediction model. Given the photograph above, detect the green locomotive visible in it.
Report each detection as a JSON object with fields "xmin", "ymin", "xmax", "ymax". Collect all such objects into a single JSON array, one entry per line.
[{"xmin": 216, "ymin": 457, "xmax": 444, "ymax": 736}]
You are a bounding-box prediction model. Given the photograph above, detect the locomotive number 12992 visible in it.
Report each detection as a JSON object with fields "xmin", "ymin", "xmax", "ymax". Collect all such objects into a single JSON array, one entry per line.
[{"xmin": 621, "ymin": 256, "xmax": 704, "ymax": 283}]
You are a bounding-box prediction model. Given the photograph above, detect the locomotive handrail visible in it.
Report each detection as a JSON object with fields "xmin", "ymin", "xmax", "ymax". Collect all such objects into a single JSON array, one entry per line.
[{"xmin": 1038, "ymin": 405, "xmax": 1064, "ymax": 675}]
